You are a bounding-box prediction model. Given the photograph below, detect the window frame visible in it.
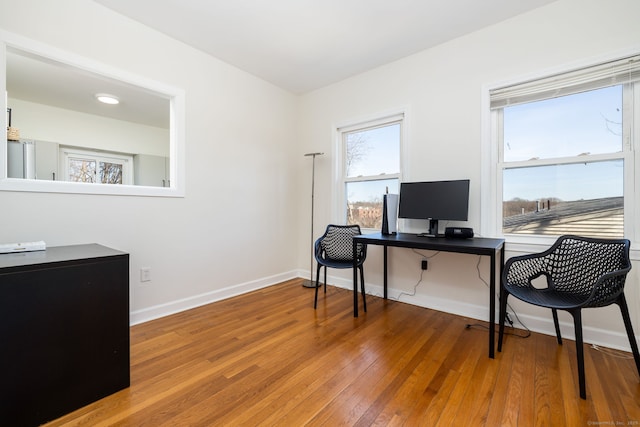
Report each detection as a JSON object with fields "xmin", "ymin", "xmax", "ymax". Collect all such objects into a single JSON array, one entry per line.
[
  {"xmin": 481, "ymin": 53, "xmax": 640, "ymax": 257},
  {"xmin": 333, "ymin": 109, "xmax": 407, "ymax": 231},
  {"xmin": 0, "ymin": 30, "xmax": 185, "ymax": 198},
  {"xmin": 60, "ymin": 147, "xmax": 133, "ymax": 185}
]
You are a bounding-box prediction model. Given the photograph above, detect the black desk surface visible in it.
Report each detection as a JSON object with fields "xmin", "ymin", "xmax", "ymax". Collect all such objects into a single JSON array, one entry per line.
[{"xmin": 354, "ymin": 232, "xmax": 504, "ymax": 255}]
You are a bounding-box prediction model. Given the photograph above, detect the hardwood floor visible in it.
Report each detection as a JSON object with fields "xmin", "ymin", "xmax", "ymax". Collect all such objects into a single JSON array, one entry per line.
[{"xmin": 45, "ymin": 278, "xmax": 640, "ymax": 426}]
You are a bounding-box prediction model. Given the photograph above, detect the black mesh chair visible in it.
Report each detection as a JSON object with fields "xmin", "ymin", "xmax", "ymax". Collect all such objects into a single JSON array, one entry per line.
[
  {"xmin": 314, "ymin": 224, "xmax": 367, "ymax": 310},
  {"xmin": 498, "ymin": 235, "xmax": 640, "ymax": 399}
]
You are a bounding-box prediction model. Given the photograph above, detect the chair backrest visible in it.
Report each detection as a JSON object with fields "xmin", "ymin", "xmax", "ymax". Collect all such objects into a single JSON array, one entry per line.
[
  {"xmin": 320, "ymin": 224, "xmax": 363, "ymax": 261},
  {"xmin": 545, "ymin": 235, "xmax": 631, "ymax": 305}
]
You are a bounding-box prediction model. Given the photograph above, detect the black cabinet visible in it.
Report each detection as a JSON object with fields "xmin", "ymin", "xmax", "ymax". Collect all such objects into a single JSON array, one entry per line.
[{"xmin": 0, "ymin": 244, "xmax": 130, "ymax": 426}]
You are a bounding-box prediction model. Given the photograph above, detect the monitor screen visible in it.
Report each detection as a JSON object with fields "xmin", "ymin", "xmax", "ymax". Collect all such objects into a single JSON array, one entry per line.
[{"xmin": 398, "ymin": 179, "xmax": 470, "ymax": 221}]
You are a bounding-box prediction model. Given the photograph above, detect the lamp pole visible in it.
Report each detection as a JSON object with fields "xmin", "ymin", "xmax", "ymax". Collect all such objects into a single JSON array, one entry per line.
[{"xmin": 302, "ymin": 152, "xmax": 324, "ymax": 288}]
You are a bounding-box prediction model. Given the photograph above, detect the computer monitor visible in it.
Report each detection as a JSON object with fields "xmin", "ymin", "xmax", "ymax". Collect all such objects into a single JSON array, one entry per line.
[{"xmin": 398, "ymin": 179, "xmax": 470, "ymax": 236}]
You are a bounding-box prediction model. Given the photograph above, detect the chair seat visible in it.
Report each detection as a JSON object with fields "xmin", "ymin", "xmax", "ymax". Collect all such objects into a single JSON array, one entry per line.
[
  {"xmin": 317, "ymin": 258, "xmax": 361, "ymax": 270},
  {"xmin": 506, "ymin": 285, "xmax": 589, "ymax": 310}
]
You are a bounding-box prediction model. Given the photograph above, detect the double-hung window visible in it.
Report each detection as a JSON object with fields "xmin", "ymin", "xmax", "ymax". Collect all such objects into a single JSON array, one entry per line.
[
  {"xmin": 61, "ymin": 147, "xmax": 133, "ymax": 185},
  {"xmin": 489, "ymin": 55, "xmax": 640, "ymax": 243},
  {"xmin": 338, "ymin": 114, "xmax": 403, "ymax": 230}
]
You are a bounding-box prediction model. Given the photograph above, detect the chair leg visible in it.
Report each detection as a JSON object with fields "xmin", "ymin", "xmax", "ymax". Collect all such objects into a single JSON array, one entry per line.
[
  {"xmin": 498, "ymin": 287, "xmax": 509, "ymax": 352},
  {"xmin": 617, "ymin": 293, "xmax": 640, "ymax": 378},
  {"xmin": 323, "ymin": 266, "xmax": 327, "ymax": 293},
  {"xmin": 314, "ymin": 263, "xmax": 322, "ymax": 309},
  {"xmin": 570, "ymin": 309, "xmax": 587, "ymax": 399},
  {"xmin": 552, "ymin": 308, "xmax": 563, "ymax": 345},
  {"xmin": 359, "ymin": 265, "xmax": 367, "ymax": 313}
]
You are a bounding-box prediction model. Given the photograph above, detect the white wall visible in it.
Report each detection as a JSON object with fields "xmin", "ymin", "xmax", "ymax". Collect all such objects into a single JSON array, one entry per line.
[
  {"xmin": 2, "ymin": 0, "xmax": 639, "ymax": 352},
  {"xmin": 297, "ymin": 0, "xmax": 640, "ymax": 351},
  {"xmin": 0, "ymin": 0, "xmax": 299, "ymax": 323},
  {"xmin": 8, "ymin": 98, "xmax": 169, "ymax": 156}
]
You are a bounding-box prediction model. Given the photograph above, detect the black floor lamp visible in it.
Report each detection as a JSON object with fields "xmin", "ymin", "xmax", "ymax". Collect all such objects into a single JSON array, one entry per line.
[{"xmin": 302, "ymin": 152, "xmax": 324, "ymax": 288}]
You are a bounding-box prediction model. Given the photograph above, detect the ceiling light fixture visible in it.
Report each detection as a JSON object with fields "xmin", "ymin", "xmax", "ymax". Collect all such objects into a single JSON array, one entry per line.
[{"xmin": 95, "ymin": 93, "xmax": 120, "ymax": 105}]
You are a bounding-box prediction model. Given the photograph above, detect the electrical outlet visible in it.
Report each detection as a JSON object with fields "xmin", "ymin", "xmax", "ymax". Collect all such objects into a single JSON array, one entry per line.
[
  {"xmin": 421, "ymin": 260, "xmax": 428, "ymax": 270},
  {"xmin": 140, "ymin": 267, "xmax": 151, "ymax": 282}
]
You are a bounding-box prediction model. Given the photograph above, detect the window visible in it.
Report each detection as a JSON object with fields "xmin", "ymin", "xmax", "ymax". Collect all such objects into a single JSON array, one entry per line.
[
  {"xmin": 61, "ymin": 147, "xmax": 133, "ymax": 185},
  {"xmin": 488, "ymin": 55, "xmax": 639, "ymax": 242},
  {"xmin": 338, "ymin": 115, "xmax": 403, "ymax": 229}
]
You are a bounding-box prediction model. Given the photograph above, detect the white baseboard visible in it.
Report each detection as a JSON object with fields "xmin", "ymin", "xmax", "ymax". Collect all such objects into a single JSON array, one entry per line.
[
  {"xmin": 499, "ymin": 312, "xmax": 637, "ymax": 353},
  {"xmin": 130, "ymin": 270, "xmax": 299, "ymax": 326},
  {"xmin": 325, "ymin": 273, "xmax": 638, "ymax": 353},
  {"xmin": 131, "ymin": 269, "xmax": 637, "ymax": 353}
]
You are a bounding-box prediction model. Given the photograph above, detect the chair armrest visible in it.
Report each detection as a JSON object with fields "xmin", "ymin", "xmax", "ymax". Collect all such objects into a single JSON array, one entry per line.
[
  {"xmin": 502, "ymin": 252, "xmax": 552, "ymax": 288},
  {"xmin": 585, "ymin": 266, "xmax": 631, "ymax": 307},
  {"xmin": 314, "ymin": 236, "xmax": 324, "ymax": 262},
  {"xmin": 356, "ymin": 241, "xmax": 367, "ymax": 262}
]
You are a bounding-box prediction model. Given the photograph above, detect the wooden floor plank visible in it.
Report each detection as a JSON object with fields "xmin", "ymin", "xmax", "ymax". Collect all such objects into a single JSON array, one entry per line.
[
  {"xmin": 534, "ymin": 333, "xmax": 564, "ymax": 426},
  {"xmin": 42, "ymin": 279, "xmax": 640, "ymax": 426}
]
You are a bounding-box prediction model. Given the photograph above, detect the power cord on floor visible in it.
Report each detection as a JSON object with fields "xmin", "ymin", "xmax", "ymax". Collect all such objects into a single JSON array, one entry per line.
[
  {"xmin": 352, "ymin": 251, "xmax": 529, "ymax": 339},
  {"xmin": 464, "ymin": 322, "xmax": 529, "ymax": 338},
  {"xmin": 590, "ymin": 344, "xmax": 635, "ymax": 359},
  {"xmin": 475, "ymin": 255, "xmax": 531, "ymax": 339}
]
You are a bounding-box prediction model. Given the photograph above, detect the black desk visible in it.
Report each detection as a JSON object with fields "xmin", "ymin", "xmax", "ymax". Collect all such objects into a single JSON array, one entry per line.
[{"xmin": 352, "ymin": 232, "xmax": 505, "ymax": 358}]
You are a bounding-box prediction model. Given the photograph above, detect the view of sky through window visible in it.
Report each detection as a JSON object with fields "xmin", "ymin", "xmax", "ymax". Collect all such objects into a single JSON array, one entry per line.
[
  {"xmin": 503, "ymin": 86, "xmax": 623, "ymax": 202},
  {"xmin": 503, "ymin": 160, "xmax": 623, "ymax": 202},
  {"xmin": 504, "ymin": 86, "xmax": 622, "ymax": 162},
  {"xmin": 346, "ymin": 123, "xmax": 400, "ymax": 177},
  {"xmin": 345, "ymin": 123, "xmax": 400, "ymax": 202},
  {"xmin": 344, "ymin": 122, "xmax": 401, "ymax": 228}
]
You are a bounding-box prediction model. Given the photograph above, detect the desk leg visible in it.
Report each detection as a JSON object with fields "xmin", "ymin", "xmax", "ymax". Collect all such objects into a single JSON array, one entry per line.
[
  {"xmin": 383, "ymin": 245, "xmax": 388, "ymax": 299},
  {"xmin": 353, "ymin": 241, "xmax": 358, "ymax": 318},
  {"xmin": 489, "ymin": 251, "xmax": 496, "ymax": 359}
]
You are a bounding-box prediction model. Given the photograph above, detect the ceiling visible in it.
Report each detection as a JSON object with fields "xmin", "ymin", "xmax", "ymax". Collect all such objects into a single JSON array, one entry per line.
[
  {"xmin": 93, "ymin": 0, "xmax": 557, "ymax": 94},
  {"xmin": 7, "ymin": 0, "xmax": 557, "ymax": 128},
  {"xmin": 7, "ymin": 48, "xmax": 170, "ymax": 129}
]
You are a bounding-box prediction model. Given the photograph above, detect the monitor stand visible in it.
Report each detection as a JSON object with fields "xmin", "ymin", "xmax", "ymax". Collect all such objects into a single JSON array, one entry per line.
[{"xmin": 417, "ymin": 219, "xmax": 439, "ymax": 237}]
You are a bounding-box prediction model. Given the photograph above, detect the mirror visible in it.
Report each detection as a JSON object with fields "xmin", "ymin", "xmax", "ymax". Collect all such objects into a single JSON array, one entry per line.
[{"xmin": 1, "ymin": 33, "xmax": 185, "ymax": 197}]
